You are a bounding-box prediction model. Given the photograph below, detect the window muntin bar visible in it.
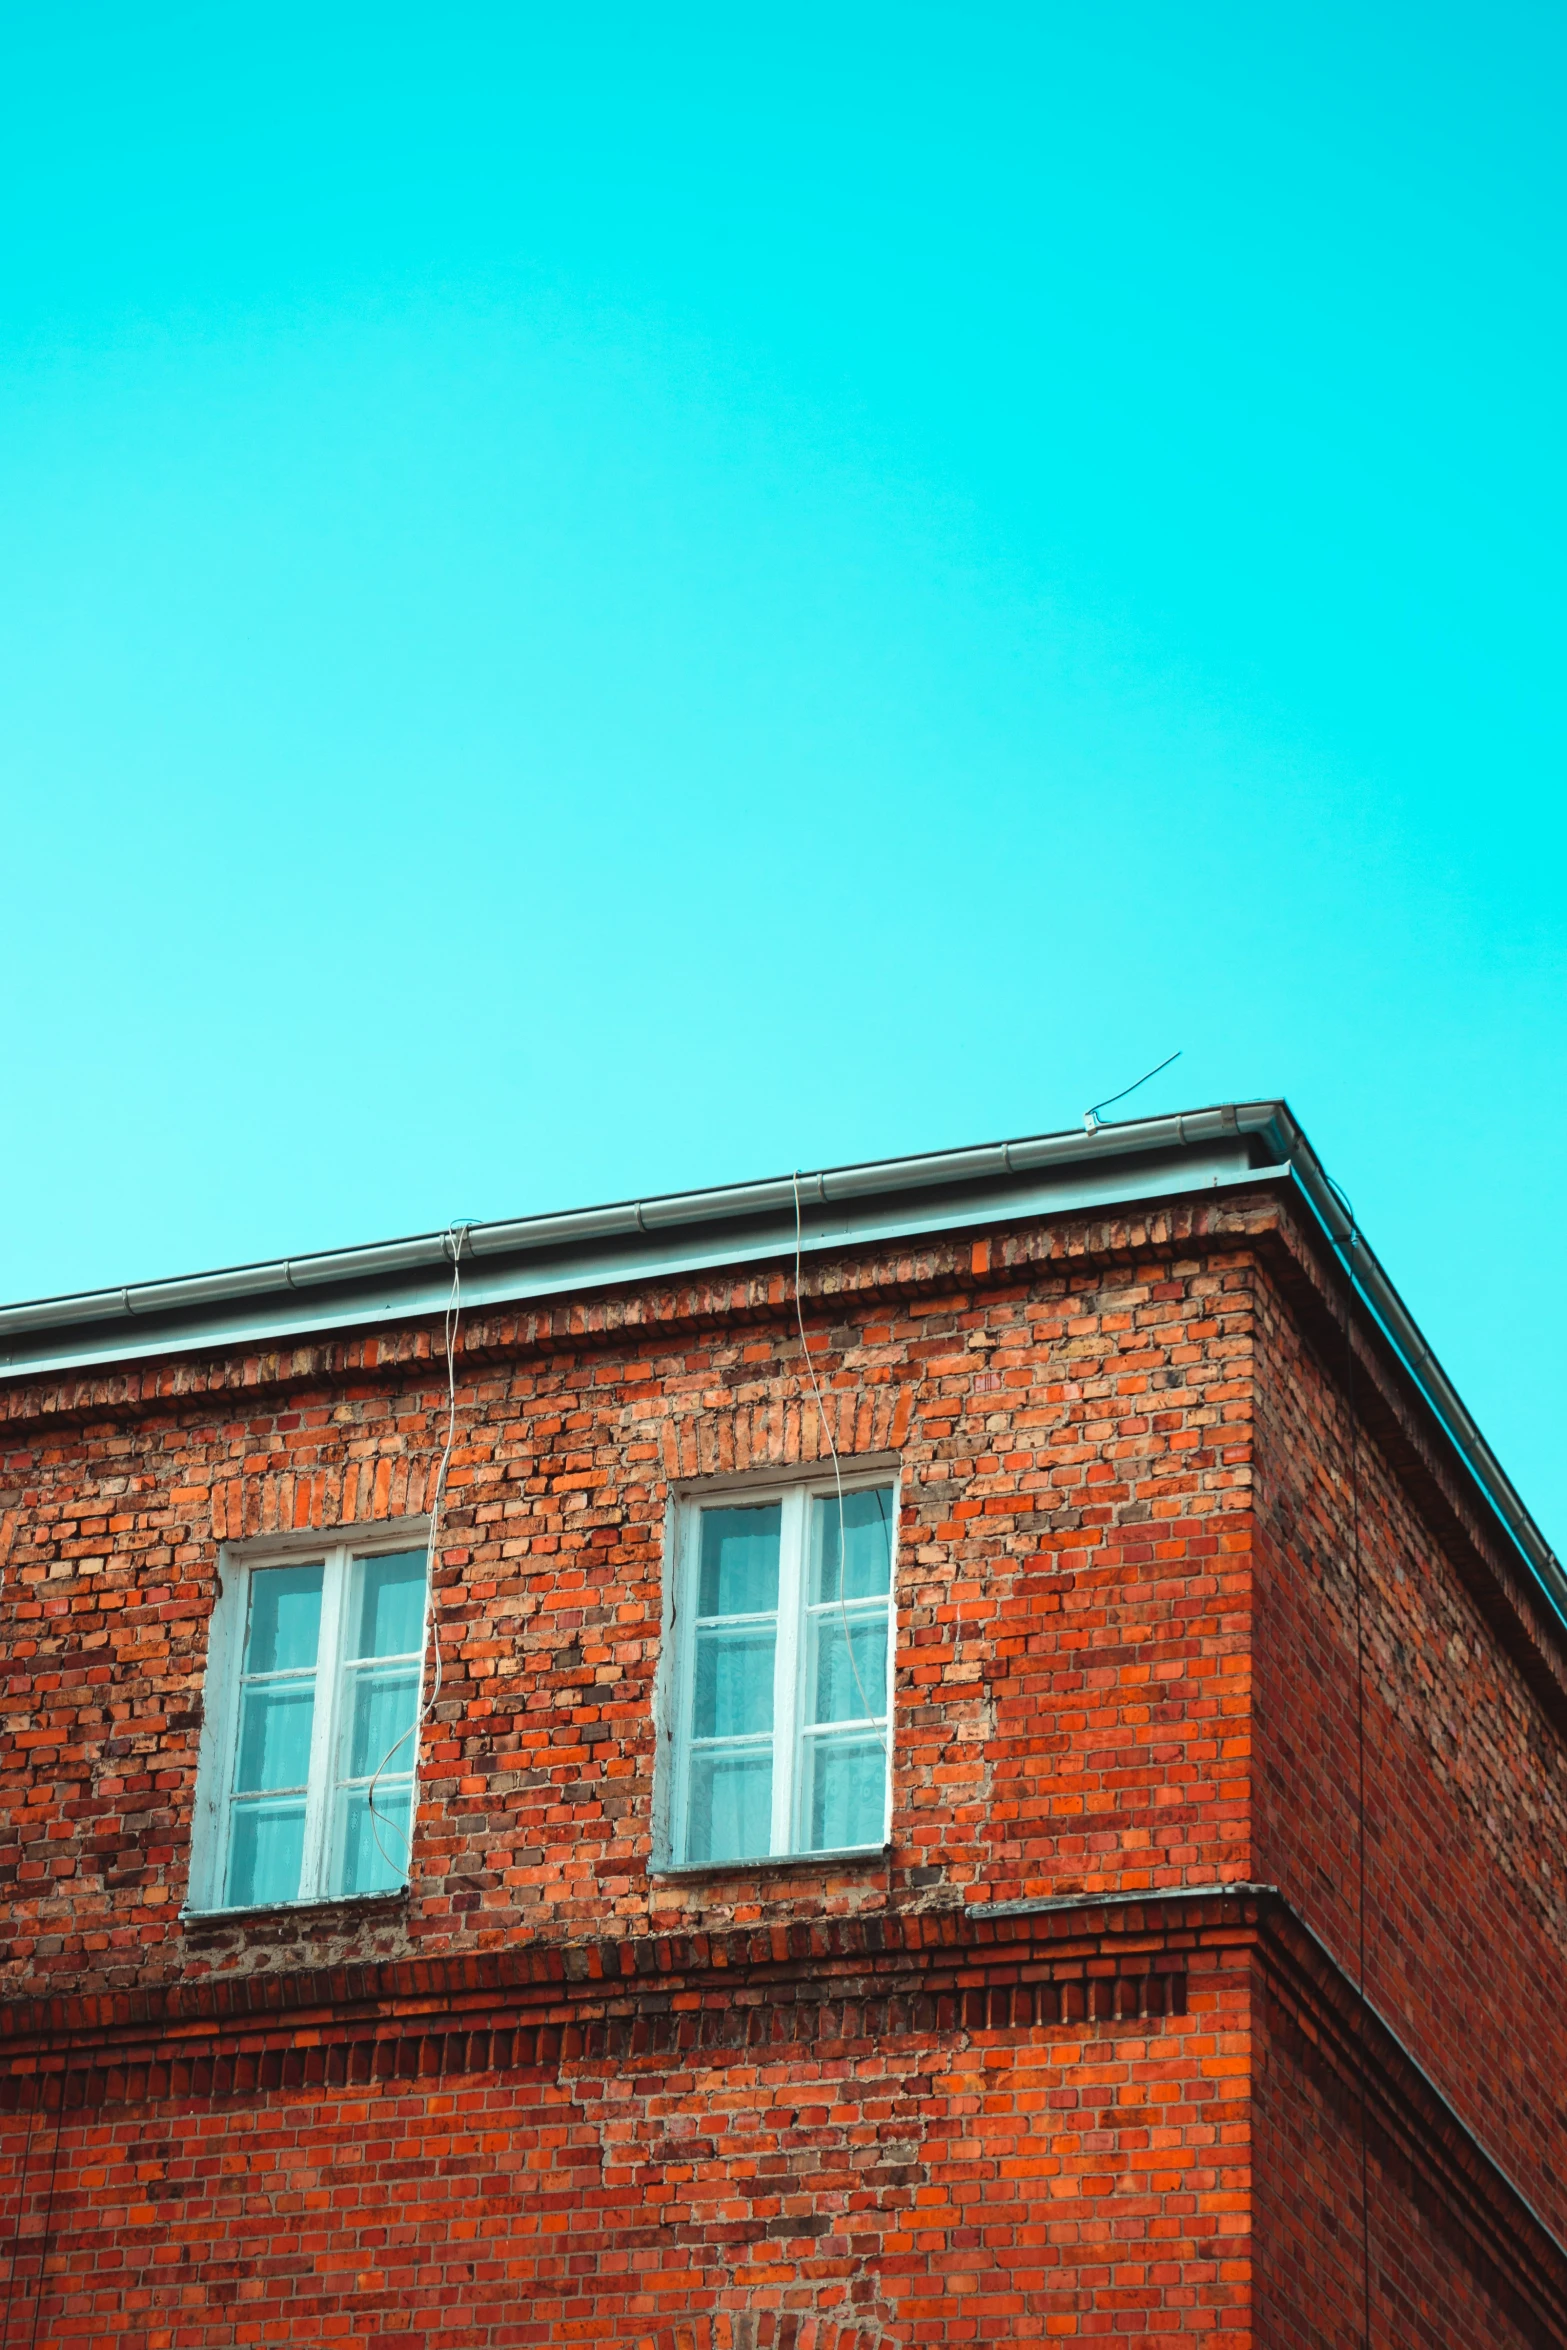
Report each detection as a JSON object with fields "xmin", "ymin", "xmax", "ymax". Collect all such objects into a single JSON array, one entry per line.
[
  {"xmin": 206, "ymin": 1541, "xmax": 429, "ymax": 1911},
  {"xmin": 672, "ymin": 1477, "xmax": 894, "ymax": 1866}
]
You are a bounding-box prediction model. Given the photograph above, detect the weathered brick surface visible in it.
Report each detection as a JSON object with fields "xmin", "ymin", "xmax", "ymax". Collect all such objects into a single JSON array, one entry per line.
[
  {"xmin": 1252, "ymin": 1244, "xmax": 1567, "ymax": 2251},
  {"xmin": 0, "ymin": 1181, "xmax": 1562, "ymax": 2343},
  {"xmin": 0, "ymin": 1201, "xmax": 1261, "ymax": 1987},
  {"xmin": 0, "ymin": 1940, "xmax": 1252, "ymax": 2346}
]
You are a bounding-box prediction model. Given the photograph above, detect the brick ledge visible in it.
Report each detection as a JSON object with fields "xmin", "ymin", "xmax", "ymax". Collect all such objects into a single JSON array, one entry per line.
[
  {"xmin": 1, "ymin": 1885, "xmax": 1216, "ymax": 2088},
  {"xmin": 3, "ymin": 1884, "xmax": 1563, "ymax": 2339}
]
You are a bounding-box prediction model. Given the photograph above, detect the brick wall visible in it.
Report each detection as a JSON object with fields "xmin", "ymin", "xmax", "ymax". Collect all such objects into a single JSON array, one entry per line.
[
  {"xmin": 0, "ymin": 1912, "xmax": 1252, "ymax": 2347},
  {"xmin": 2, "ymin": 1183, "xmax": 1564, "ymax": 2344},
  {"xmin": 1251, "ymin": 1241, "xmax": 1567, "ymax": 2252},
  {"xmin": 0, "ymin": 1197, "xmax": 1262, "ymax": 1996},
  {"xmin": 1254, "ymin": 1976, "xmax": 1526, "ymax": 2350}
]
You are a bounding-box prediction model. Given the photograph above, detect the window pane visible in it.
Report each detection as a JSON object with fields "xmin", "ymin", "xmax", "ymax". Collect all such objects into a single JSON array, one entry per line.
[
  {"xmin": 225, "ymin": 1797, "xmax": 307, "ymax": 1907},
  {"xmin": 243, "ymin": 1564, "xmax": 324, "ymax": 1673},
  {"xmin": 335, "ymin": 1784, "xmax": 413, "ymax": 1895},
  {"xmin": 807, "ymin": 1610, "xmax": 888, "ymax": 1725},
  {"xmin": 234, "ymin": 1682, "xmax": 316, "ymax": 1792},
  {"xmin": 697, "ymin": 1505, "xmax": 781, "ymax": 1617},
  {"xmin": 686, "ymin": 1747, "xmax": 773, "ymax": 1864},
  {"xmin": 804, "ymin": 1730, "xmax": 886, "ymax": 1851},
  {"xmin": 812, "ymin": 1489, "xmax": 893, "ymax": 1604},
  {"xmin": 693, "ymin": 1624, "xmax": 775, "ymax": 1737},
  {"xmin": 349, "ymin": 1551, "xmax": 427, "ymax": 1660},
  {"xmin": 344, "ymin": 1665, "xmax": 421, "ymax": 1780}
]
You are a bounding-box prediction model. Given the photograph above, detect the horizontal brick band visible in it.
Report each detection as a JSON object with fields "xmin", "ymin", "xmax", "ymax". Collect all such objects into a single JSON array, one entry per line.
[
  {"xmin": 0, "ymin": 1886, "xmax": 1230, "ymax": 2057},
  {"xmin": 0, "ymin": 1968, "xmax": 1188, "ymax": 2114},
  {"xmin": 7, "ymin": 1887, "xmax": 1557, "ymax": 2345},
  {"xmin": 0, "ymin": 1891, "xmax": 1213, "ymax": 2109}
]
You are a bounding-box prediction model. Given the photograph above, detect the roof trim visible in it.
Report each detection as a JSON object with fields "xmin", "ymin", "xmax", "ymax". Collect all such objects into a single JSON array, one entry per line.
[
  {"xmin": 1, "ymin": 1099, "xmax": 1560, "ymax": 1631},
  {"xmin": 0, "ymin": 1103, "xmax": 1256, "ymax": 1340}
]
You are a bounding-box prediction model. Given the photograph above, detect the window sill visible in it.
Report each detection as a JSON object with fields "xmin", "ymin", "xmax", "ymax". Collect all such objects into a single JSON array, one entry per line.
[
  {"xmin": 650, "ymin": 1844, "xmax": 890, "ymax": 1882},
  {"xmin": 180, "ymin": 1888, "xmax": 409, "ymax": 1926}
]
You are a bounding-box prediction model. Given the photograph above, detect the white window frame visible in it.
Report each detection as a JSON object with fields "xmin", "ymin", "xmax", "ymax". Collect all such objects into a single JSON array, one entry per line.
[
  {"xmin": 657, "ymin": 1462, "xmax": 898, "ymax": 1871},
  {"xmin": 186, "ymin": 1517, "xmax": 431, "ymax": 1916}
]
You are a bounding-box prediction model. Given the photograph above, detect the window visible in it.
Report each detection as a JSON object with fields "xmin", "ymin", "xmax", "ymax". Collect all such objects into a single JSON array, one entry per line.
[
  {"xmin": 665, "ymin": 1471, "xmax": 896, "ymax": 1869},
  {"xmin": 189, "ymin": 1531, "xmax": 430, "ymax": 1913}
]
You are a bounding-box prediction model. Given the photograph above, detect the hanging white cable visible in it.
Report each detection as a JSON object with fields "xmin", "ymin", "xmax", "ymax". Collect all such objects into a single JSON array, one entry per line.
[
  {"xmin": 791, "ymin": 1175, "xmax": 888, "ymax": 1760},
  {"xmin": 365, "ymin": 1224, "xmax": 466, "ymax": 1873}
]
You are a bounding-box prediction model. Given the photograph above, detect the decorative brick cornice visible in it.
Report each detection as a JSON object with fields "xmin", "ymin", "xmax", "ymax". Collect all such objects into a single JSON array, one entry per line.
[
  {"xmin": 0, "ymin": 1887, "xmax": 1207, "ymax": 2109},
  {"xmin": 4, "ymin": 1884, "xmax": 1561, "ymax": 2341}
]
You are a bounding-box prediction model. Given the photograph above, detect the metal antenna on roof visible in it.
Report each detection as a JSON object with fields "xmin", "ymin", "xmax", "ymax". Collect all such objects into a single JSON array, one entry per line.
[{"xmin": 1084, "ymin": 1049, "xmax": 1182, "ymax": 1133}]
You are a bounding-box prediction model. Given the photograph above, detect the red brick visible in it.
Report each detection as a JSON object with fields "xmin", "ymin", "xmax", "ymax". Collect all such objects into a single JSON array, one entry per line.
[{"xmin": 0, "ymin": 1189, "xmax": 1561, "ymax": 2343}]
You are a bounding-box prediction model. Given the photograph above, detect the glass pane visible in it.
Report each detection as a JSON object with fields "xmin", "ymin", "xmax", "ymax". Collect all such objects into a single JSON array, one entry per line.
[
  {"xmin": 234, "ymin": 1681, "xmax": 316, "ymax": 1792},
  {"xmin": 693, "ymin": 1624, "xmax": 775, "ymax": 1737},
  {"xmin": 812, "ymin": 1489, "xmax": 893, "ymax": 1604},
  {"xmin": 696, "ymin": 1505, "xmax": 781, "ymax": 1617},
  {"xmin": 686, "ymin": 1747, "xmax": 773, "ymax": 1865},
  {"xmin": 335, "ymin": 1783, "xmax": 413, "ymax": 1895},
  {"xmin": 243, "ymin": 1564, "xmax": 324, "ymax": 1674},
  {"xmin": 805, "ymin": 1731, "xmax": 887, "ymax": 1851},
  {"xmin": 349, "ymin": 1550, "xmax": 427, "ymax": 1660},
  {"xmin": 807, "ymin": 1609, "xmax": 889, "ymax": 1725},
  {"xmin": 344, "ymin": 1665, "xmax": 421, "ymax": 1779},
  {"xmin": 225, "ymin": 1796, "xmax": 307, "ymax": 1907}
]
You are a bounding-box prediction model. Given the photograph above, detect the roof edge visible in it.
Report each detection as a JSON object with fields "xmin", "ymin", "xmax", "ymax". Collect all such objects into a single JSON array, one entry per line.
[
  {"xmin": 1, "ymin": 1099, "xmax": 1560, "ymax": 1633},
  {"xmin": 2, "ymin": 1103, "xmax": 1263, "ymax": 1338}
]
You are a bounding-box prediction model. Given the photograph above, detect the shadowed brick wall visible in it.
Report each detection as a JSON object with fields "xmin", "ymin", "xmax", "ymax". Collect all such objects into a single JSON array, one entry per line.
[
  {"xmin": 1254, "ymin": 1975, "xmax": 1532, "ymax": 2350},
  {"xmin": 1252, "ymin": 1240, "xmax": 1567, "ymax": 2256}
]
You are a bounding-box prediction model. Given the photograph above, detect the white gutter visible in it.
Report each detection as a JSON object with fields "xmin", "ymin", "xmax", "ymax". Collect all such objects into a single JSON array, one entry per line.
[
  {"xmin": 0, "ymin": 1100, "xmax": 1559, "ymax": 1630},
  {"xmin": 0, "ymin": 1102, "xmax": 1257, "ymax": 1340},
  {"xmin": 1259, "ymin": 1106, "xmax": 1567, "ymax": 1634}
]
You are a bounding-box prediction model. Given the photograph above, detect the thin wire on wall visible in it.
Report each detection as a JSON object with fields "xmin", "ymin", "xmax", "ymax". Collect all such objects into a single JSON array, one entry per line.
[
  {"xmin": 791, "ymin": 1175, "xmax": 888, "ymax": 1762},
  {"xmin": 0, "ymin": 2090, "xmax": 39, "ymax": 2350},
  {"xmin": 365, "ymin": 1223, "xmax": 467, "ymax": 1873},
  {"xmin": 21, "ymin": 2069, "xmax": 66, "ymax": 2350}
]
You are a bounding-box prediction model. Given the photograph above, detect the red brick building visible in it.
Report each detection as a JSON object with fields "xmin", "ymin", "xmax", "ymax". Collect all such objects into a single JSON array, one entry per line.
[{"xmin": 1, "ymin": 1101, "xmax": 1564, "ymax": 2345}]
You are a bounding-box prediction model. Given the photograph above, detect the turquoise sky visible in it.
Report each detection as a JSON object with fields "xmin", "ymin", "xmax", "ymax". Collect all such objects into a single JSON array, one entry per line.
[{"xmin": 3, "ymin": 5, "xmax": 1563, "ymax": 1549}]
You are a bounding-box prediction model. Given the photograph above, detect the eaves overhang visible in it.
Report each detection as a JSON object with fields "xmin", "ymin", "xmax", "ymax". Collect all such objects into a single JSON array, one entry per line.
[{"xmin": 1, "ymin": 1098, "xmax": 1560, "ymax": 1632}]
